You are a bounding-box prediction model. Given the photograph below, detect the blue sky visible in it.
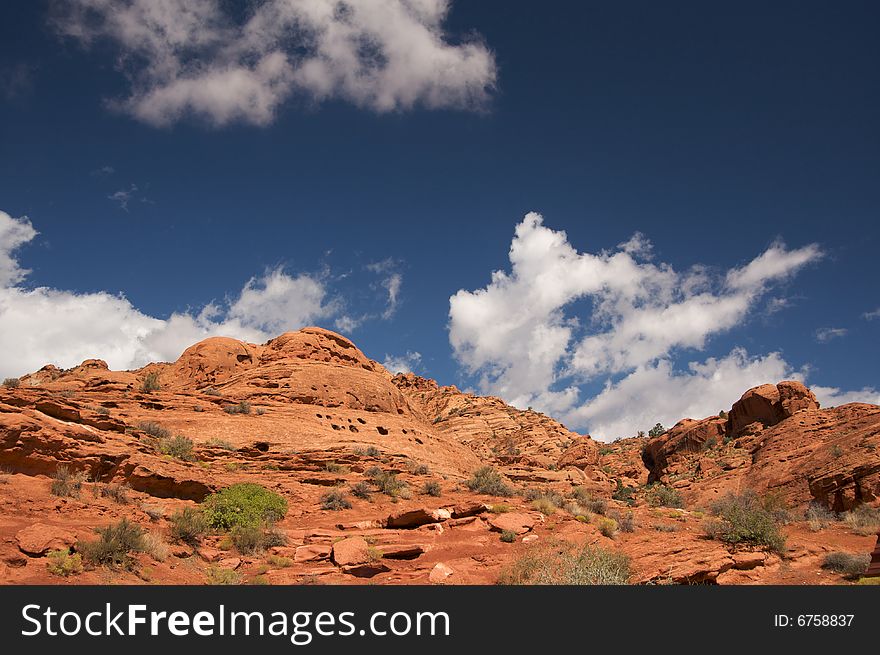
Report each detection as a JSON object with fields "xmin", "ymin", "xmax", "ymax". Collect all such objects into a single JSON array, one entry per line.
[{"xmin": 1, "ymin": 1, "xmax": 878, "ymax": 439}]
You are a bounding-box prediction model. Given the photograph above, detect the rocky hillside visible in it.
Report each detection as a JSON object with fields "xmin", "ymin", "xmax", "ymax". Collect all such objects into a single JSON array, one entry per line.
[{"xmin": 0, "ymin": 329, "xmax": 877, "ymax": 586}]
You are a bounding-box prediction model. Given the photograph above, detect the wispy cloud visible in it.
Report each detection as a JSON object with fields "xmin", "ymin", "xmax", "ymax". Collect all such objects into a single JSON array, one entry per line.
[
  {"xmin": 91, "ymin": 165, "xmax": 115, "ymax": 177},
  {"xmin": 863, "ymin": 307, "xmax": 880, "ymax": 321},
  {"xmin": 382, "ymin": 351, "xmax": 422, "ymax": 375},
  {"xmin": 107, "ymin": 184, "xmax": 138, "ymax": 211},
  {"xmin": 815, "ymin": 327, "xmax": 848, "ymax": 343},
  {"xmin": 52, "ymin": 0, "xmax": 497, "ymax": 127}
]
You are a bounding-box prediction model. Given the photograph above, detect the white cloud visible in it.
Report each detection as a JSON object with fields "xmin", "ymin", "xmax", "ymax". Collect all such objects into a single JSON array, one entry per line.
[
  {"xmin": 447, "ymin": 212, "xmax": 860, "ymax": 439},
  {"xmin": 0, "ymin": 210, "xmax": 37, "ymax": 286},
  {"xmin": 0, "ymin": 210, "xmax": 371, "ymax": 377},
  {"xmin": 566, "ymin": 349, "xmax": 797, "ymax": 439},
  {"xmin": 53, "ymin": 0, "xmax": 496, "ymax": 127},
  {"xmin": 815, "ymin": 327, "xmax": 848, "ymax": 343},
  {"xmin": 382, "ymin": 351, "xmax": 422, "ymax": 374},
  {"xmin": 108, "ymin": 184, "xmax": 138, "ymax": 211},
  {"xmin": 863, "ymin": 308, "xmax": 880, "ymax": 321},
  {"xmin": 812, "ymin": 385, "xmax": 880, "ymax": 407}
]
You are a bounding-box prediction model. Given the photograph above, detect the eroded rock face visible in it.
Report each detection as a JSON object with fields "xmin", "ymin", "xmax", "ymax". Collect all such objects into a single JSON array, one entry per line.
[{"xmin": 728, "ymin": 381, "xmax": 818, "ymax": 436}]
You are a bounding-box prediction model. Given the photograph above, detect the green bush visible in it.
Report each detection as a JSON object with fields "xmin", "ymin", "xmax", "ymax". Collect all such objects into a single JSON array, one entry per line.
[
  {"xmin": 203, "ymin": 484, "xmax": 288, "ymax": 530},
  {"xmin": 466, "ymin": 466, "xmax": 513, "ymax": 497},
  {"xmin": 141, "ymin": 372, "xmax": 161, "ymax": 393},
  {"xmin": 78, "ymin": 518, "xmax": 146, "ymax": 569},
  {"xmin": 500, "ymin": 530, "xmax": 517, "ymax": 543},
  {"xmin": 159, "ymin": 435, "xmax": 196, "ymax": 461},
  {"xmin": 368, "ymin": 469, "xmax": 407, "ymax": 497},
  {"xmin": 648, "ymin": 423, "xmax": 666, "ymax": 438},
  {"xmin": 47, "ymin": 549, "xmax": 83, "ymax": 577},
  {"xmin": 645, "ymin": 483, "xmax": 684, "ymax": 509},
  {"xmin": 422, "ymin": 480, "xmax": 442, "ymax": 497},
  {"xmin": 3, "ymin": 377, "xmax": 21, "ymax": 389},
  {"xmin": 50, "ymin": 465, "xmax": 86, "ymax": 498},
  {"xmin": 320, "ymin": 490, "xmax": 352, "ymax": 511},
  {"xmin": 499, "ymin": 542, "xmax": 631, "ymax": 585},
  {"xmin": 703, "ymin": 491, "xmax": 787, "ymax": 553},
  {"xmin": 169, "ymin": 507, "xmax": 208, "ymax": 546},
  {"xmin": 822, "ymin": 552, "xmax": 869, "ymax": 579},
  {"xmin": 612, "ymin": 480, "xmax": 636, "ymax": 506}
]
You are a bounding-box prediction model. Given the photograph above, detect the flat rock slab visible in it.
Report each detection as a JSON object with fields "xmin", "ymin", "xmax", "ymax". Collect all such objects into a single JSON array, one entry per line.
[
  {"xmin": 488, "ymin": 512, "xmax": 536, "ymax": 535},
  {"xmin": 16, "ymin": 524, "xmax": 76, "ymax": 557}
]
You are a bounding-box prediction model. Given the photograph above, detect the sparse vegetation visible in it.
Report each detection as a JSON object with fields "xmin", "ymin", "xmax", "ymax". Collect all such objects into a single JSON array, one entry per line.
[
  {"xmin": 531, "ymin": 496, "xmax": 558, "ymax": 515},
  {"xmin": 842, "ymin": 505, "xmax": 880, "ymax": 536},
  {"xmin": 50, "ymin": 465, "xmax": 87, "ymax": 498},
  {"xmin": 805, "ymin": 503, "xmax": 836, "ymax": 532},
  {"xmin": 158, "ymin": 435, "xmax": 196, "ymax": 461},
  {"xmin": 350, "ymin": 481, "xmax": 372, "ymax": 500},
  {"xmin": 466, "ymin": 466, "xmax": 513, "ymax": 497},
  {"xmin": 645, "ymin": 483, "xmax": 684, "ymax": 509},
  {"xmin": 597, "ymin": 517, "xmax": 618, "ymax": 538},
  {"xmin": 500, "ymin": 530, "xmax": 517, "ymax": 543},
  {"xmin": 353, "ymin": 445, "xmax": 381, "ymax": 458},
  {"xmin": 266, "ymin": 554, "xmax": 294, "ymax": 568},
  {"xmin": 141, "ymin": 372, "xmax": 161, "ymax": 393},
  {"xmin": 421, "ymin": 480, "xmax": 442, "ymax": 497},
  {"xmin": 405, "ymin": 460, "xmax": 430, "ymax": 476},
  {"xmin": 169, "ymin": 507, "xmax": 208, "ymax": 546},
  {"xmin": 702, "ymin": 491, "xmax": 787, "ymax": 554},
  {"xmin": 78, "ymin": 518, "xmax": 146, "ymax": 569},
  {"xmin": 822, "ymin": 552, "xmax": 869, "ymax": 579},
  {"xmin": 142, "ymin": 532, "xmax": 169, "ymax": 562},
  {"xmin": 47, "ymin": 549, "xmax": 83, "ymax": 577},
  {"xmin": 223, "ymin": 401, "xmax": 252, "ymax": 415},
  {"xmin": 141, "ymin": 504, "xmax": 165, "ymax": 521},
  {"xmin": 320, "ymin": 490, "xmax": 352, "ymax": 511},
  {"xmin": 98, "ymin": 483, "xmax": 130, "ymax": 504},
  {"xmin": 498, "ymin": 541, "xmax": 631, "ymax": 585},
  {"xmin": 203, "ymin": 483, "xmax": 288, "ymax": 530},
  {"xmin": 612, "ymin": 480, "xmax": 637, "ymax": 506},
  {"xmin": 367, "ymin": 468, "xmax": 408, "ymax": 497},
  {"xmin": 830, "ymin": 445, "xmax": 844, "ymax": 458},
  {"xmin": 2, "ymin": 377, "xmax": 21, "ymax": 388},
  {"xmin": 324, "ymin": 462, "xmax": 350, "ymax": 474},
  {"xmin": 206, "ymin": 438, "xmax": 236, "ymax": 450},
  {"xmin": 206, "ymin": 566, "xmax": 240, "ymax": 585},
  {"xmin": 230, "ymin": 524, "xmax": 286, "ymax": 554},
  {"xmin": 611, "ymin": 510, "xmax": 635, "ymax": 533},
  {"xmin": 138, "ymin": 421, "xmax": 171, "ymax": 439}
]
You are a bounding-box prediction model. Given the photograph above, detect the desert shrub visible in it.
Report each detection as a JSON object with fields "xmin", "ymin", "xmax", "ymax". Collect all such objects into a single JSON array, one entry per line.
[
  {"xmin": 648, "ymin": 423, "xmax": 666, "ymax": 438},
  {"xmin": 324, "ymin": 462, "xmax": 350, "ymax": 474},
  {"xmin": 489, "ymin": 503, "xmax": 512, "ymax": 514},
  {"xmin": 422, "ymin": 480, "xmax": 442, "ymax": 497},
  {"xmin": 531, "ymin": 496, "xmax": 558, "ymax": 515},
  {"xmin": 320, "ymin": 490, "xmax": 352, "ymax": 511},
  {"xmin": 266, "ymin": 554, "xmax": 294, "ymax": 568},
  {"xmin": 466, "ymin": 466, "xmax": 513, "ymax": 497},
  {"xmin": 141, "ymin": 504, "xmax": 165, "ymax": 521},
  {"xmin": 564, "ymin": 502, "xmax": 588, "ymax": 520},
  {"xmin": 206, "ymin": 566, "xmax": 240, "ymax": 585},
  {"xmin": 645, "ymin": 483, "xmax": 684, "ymax": 509},
  {"xmin": 98, "ymin": 483, "xmax": 130, "ymax": 504},
  {"xmin": 202, "ymin": 386, "xmax": 222, "ymax": 396},
  {"xmin": 500, "ymin": 530, "xmax": 517, "ymax": 543},
  {"xmin": 703, "ymin": 436, "xmax": 718, "ymax": 450},
  {"xmin": 231, "ymin": 523, "xmax": 286, "ymax": 554},
  {"xmin": 350, "ymin": 481, "xmax": 372, "ymax": 499},
  {"xmin": 138, "ymin": 421, "xmax": 170, "ymax": 439},
  {"xmin": 498, "ymin": 541, "xmax": 631, "ymax": 585},
  {"xmin": 805, "ymin": 503, "xmax": 836, "ymax": 532},
  {"xmin": 354, "ymin": 445, "xmax": 381, "ymax": 458},
  {"xmin": 142, "ymin": 532, "xmax": 168, "ymax": 562},
  {"xmin": 78, "ymin": 518, "xmax": 146, "ymax": 569},
  {"xmin": 830, "ymin": 445, "xmax": 844, "ymax": 458},
  {"xmin": 2, "ymin": 377, "xmax": 21, "ymax": 388},
  {"xmin": 203, "ymin": 484, "xmax": 288, "ymax": 530},
  {"xmin": 597, "ymin": 517, "xmax": 618, "ymax": 538},
  {"xmin": 206, "ymin": 438, "xmax": 236, "ymax": 450},
  {"xmin": 654, "ymin": 523, "xmax": 679, "ymax": 532},
  {"xmin": 842, "ymin": 505, "xmax": 880, "ymax": 536},
  {"xmin": 612, "ymin": 510, "xmax": 635, "ymax": 533},
  {"xmin": 368, "ymin": 469, "xmax": 407, "ymax": 497},
  {"xmin": 47, "ymin": 549, "xmax": 83, "ymax": 577},
  {"xmin": 822, "ymin": 552, "xmax": 869, "ymax": 579},
  {"xmin": 141, "ymin": 372, "xmax": 161, "ymax": 393},
  {"xmin": 406, "ymin": 460, "xmax": 430, "ymax": 476},
  {"xmin": 50, "ymin": 465, "xmax": 86, "ymax": 498},
  {"xmin": 703, "ymin": 491, "xmax": 786, "ymax": 553},
  {"xmin": 224, "ymin": 401, "xmax": 251, "ymax": 415},
  {"xmin": 612, "ymin": 480, "xmax": 636, "ymax": 506},
  {"xmin": 159, "ymin": 435, "xmax": 196, "ymax": 461},
  {"xmin": 169, "ymin": 507, "xmax": 208, "ymax": 546}
]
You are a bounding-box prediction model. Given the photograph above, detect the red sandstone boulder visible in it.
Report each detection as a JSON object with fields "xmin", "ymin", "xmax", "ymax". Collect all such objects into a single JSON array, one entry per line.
[{"xmin": 16, "ymin": 524, "xmax": 77, "ymax": 557}]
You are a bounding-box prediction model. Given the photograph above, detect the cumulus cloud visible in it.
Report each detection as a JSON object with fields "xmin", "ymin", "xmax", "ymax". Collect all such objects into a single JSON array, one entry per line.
[
  {"xmin": 0, "ymin": 210, "xmax": 380, "ymax": 377},
  {"xmin": 448, "ymin": 212, "xmax": 858, "ymax": 439},
  {"xmin": 382, "ymin": 351, "xmax": 422, "ymax": 374},
  {"xmin": 863, "ymin": 308, "xmax": 880, "ymax": 321},
  {"xmin": 812, "ymin": 385, "xmax": 880, "ymax": 407},
  {"xmin": 815, "ymin": 327, "xmax": 848, "ymax": 343},
  {"xmin": 52, "ymin": 0, "xmax": 496, "ymax": 127}
]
